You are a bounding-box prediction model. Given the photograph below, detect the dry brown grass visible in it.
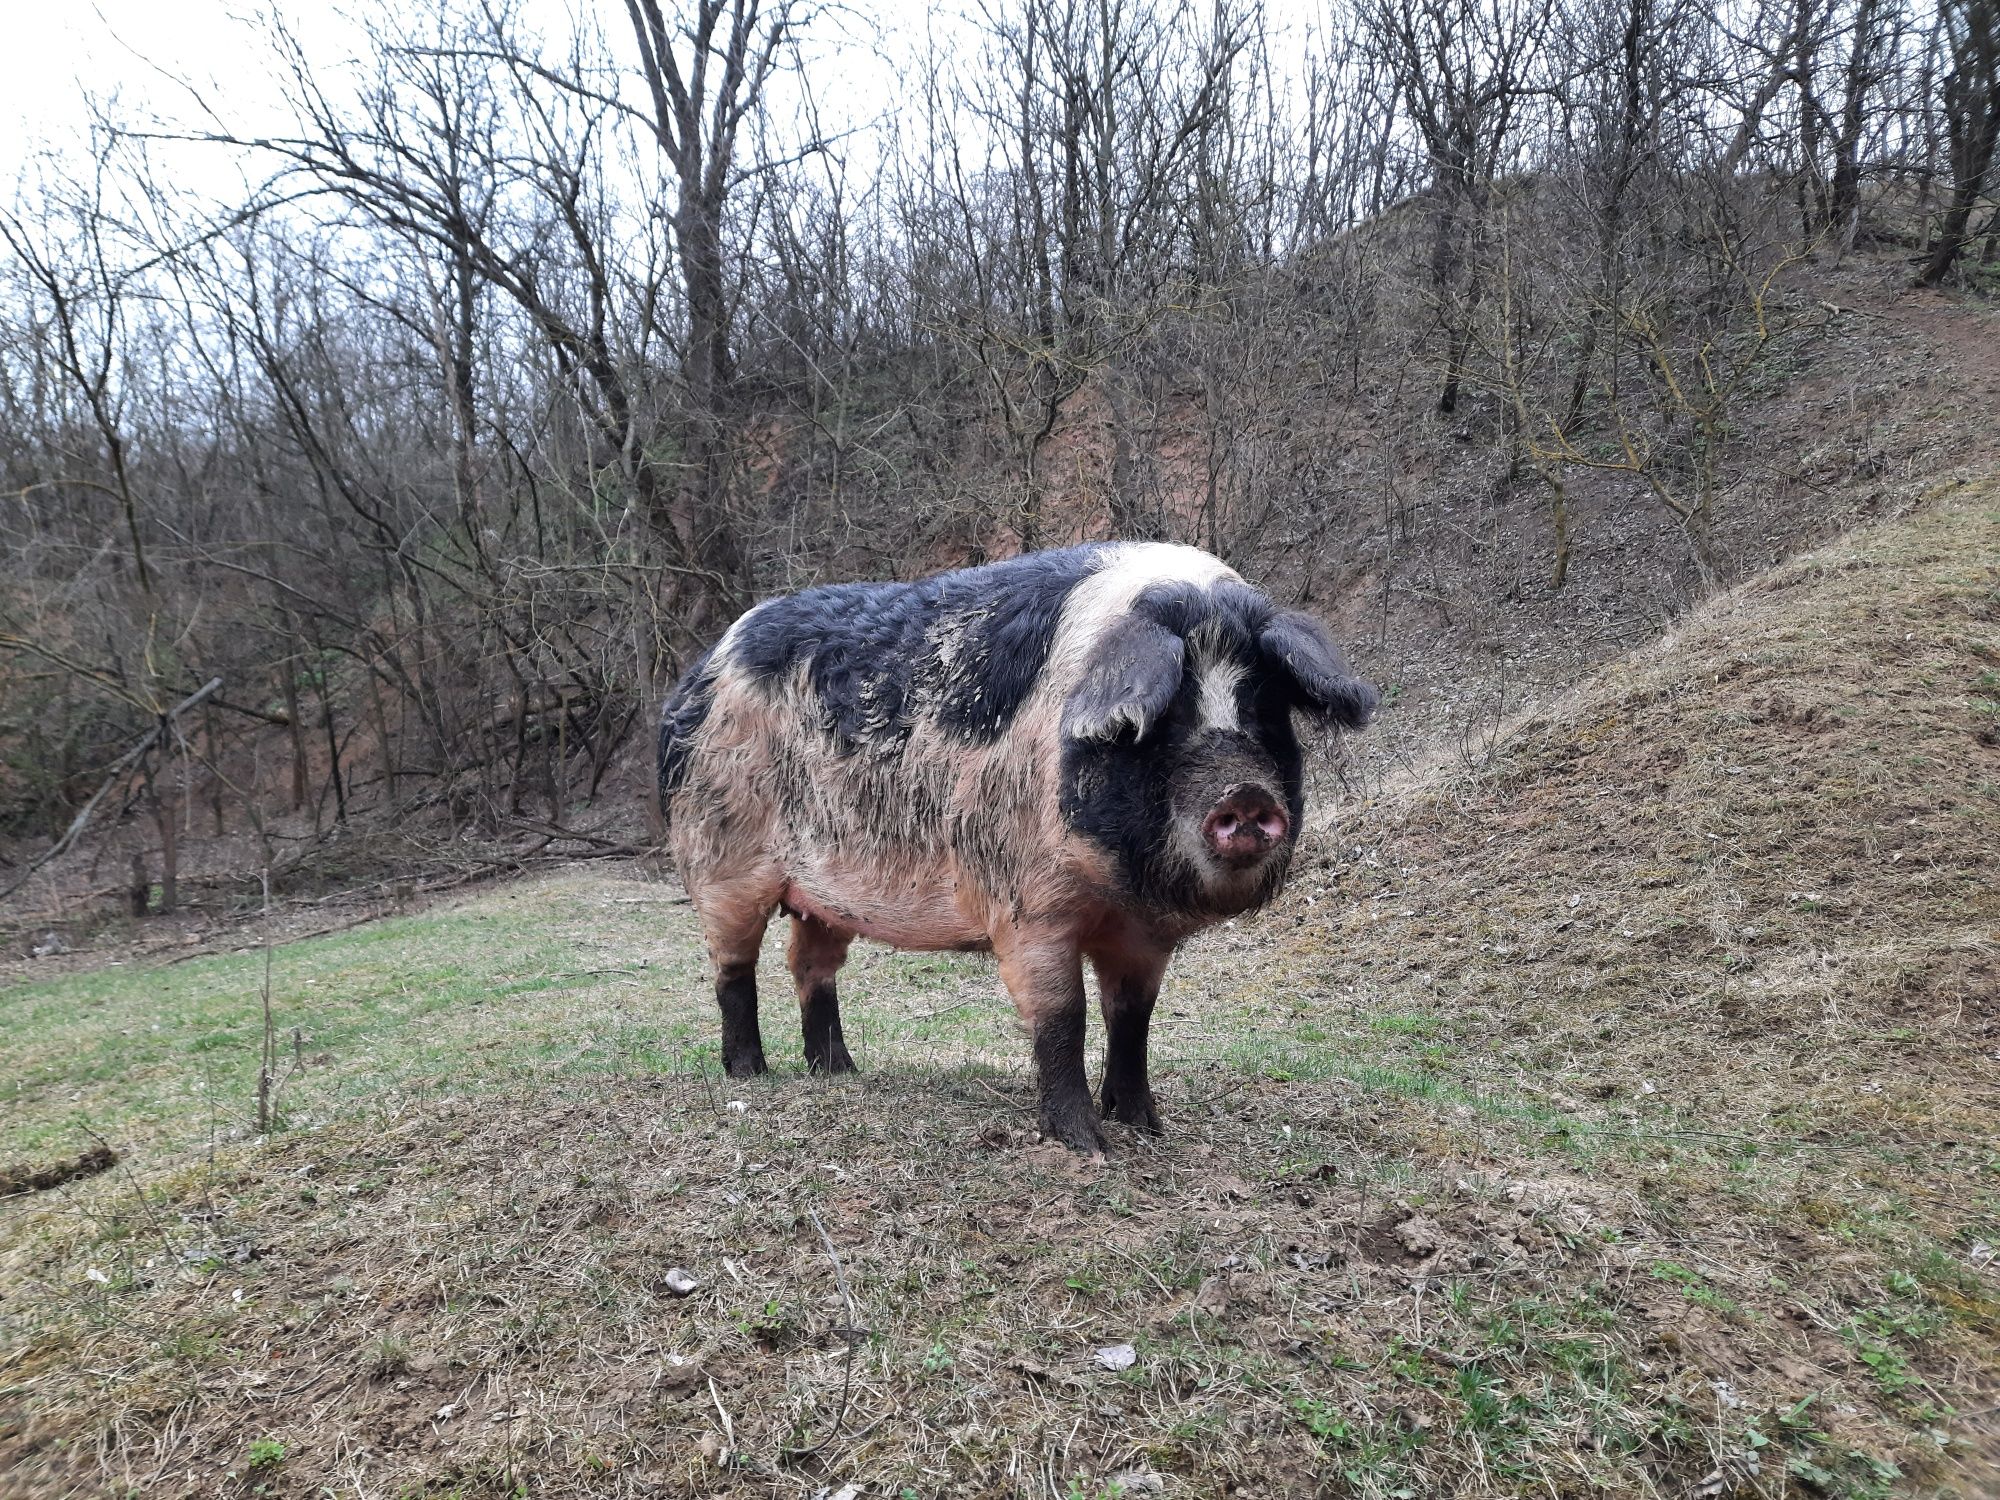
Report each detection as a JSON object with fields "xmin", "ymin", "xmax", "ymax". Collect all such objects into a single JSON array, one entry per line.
[
  {"xmin": 3, "ymin": 483, "xmax": 1998, "ymax": 1498},
  {"xmin": 1289, "ymin": 474, "xmax": 1999, "ymax": 1198}
]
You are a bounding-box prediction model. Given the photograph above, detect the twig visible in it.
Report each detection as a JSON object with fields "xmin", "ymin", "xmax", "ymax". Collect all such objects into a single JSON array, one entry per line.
[
  {"xmin": 783, "ymin": 1207, "xmax": 865, "ymax": 1462},
  {"xmin": 78, "ymin": 1125, "xmax": 182, "ymax": 1260},
  {"xmin": 504, "ymin": 816, "xmax": 647, "ymax": 854},
  {"xmin": 685, "ymin": 1043, "xmax": 720, "ymax": 1119},
  {"xmin": 163, "ymin": 909, "xmax": 388, "ymax": 964},
  {"xmin": 971, "ymin": 1077, "xmax": 1023, "ymax": 1107},
  {"xmin": 1100, "ymin": 1243, "xmax": 1174, "ymax": 1299},
  {"xmin": 1185, "ymin": 1077, "xmax": 1249, "ymax": 1110},
  {"xmin": 907, "ymin": 1000, "xmax": 978, "ymax": 1021},
  {"xmin": 708, "ymin": 1375, "xmax": 737, "ymax": 1465},
  {"xmin": 1551, "ymin": 1120, "xmax": 1919, "ymax": 1154},
  {"xmin": 257, "ymin": 868, "xmax": 279, "ymax": 1134},
  {"xmin": 254, "ymin": 869, "xmax": 306, "ymax": 1132}
]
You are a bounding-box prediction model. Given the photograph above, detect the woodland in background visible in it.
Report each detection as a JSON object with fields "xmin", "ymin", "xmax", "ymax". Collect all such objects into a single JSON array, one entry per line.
[{"xmin": 2, "ymin": 0, "xmax": 1997, "ymax": 915}]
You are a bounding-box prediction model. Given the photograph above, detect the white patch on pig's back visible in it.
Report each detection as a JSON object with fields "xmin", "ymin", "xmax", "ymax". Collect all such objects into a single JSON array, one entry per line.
[{"xmin": 709, "ymin": 597, "xmax": 773, "ymax": 670}]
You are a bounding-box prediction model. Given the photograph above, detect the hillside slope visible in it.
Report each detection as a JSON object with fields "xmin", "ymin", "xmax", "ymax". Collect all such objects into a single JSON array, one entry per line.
[
  {"xmin": 1245, "ymin": 476, "xmax": 2000, "ymax": 1487},
  {"xmin": 1, "ymin": 483, "xmax": 1995, "ymax": 1498},
  {"xmin": 1281, "ymin": 472, "xmax": 1997, "ymax": 1149}
]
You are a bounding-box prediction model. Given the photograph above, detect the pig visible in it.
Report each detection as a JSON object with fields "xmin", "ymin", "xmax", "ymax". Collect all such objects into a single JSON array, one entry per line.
[{"xmin": 657, "ymin": 542, "xmax": 1376, "ymax": 1152}]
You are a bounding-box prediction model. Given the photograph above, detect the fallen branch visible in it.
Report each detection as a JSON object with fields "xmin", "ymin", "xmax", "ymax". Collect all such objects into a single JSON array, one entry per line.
[
  {"xmin": 907, "ymin": 999, "xmax": 978, "ymax": 1022},
  {"xmin": 207, "ymin": 693, "xmax": 293, "ymax": 726},
  {"xmin": 162, "ymin": 908, "xmax": 391, "ymax": 964},
  {"xmin": 505, "ymin": 815, "xmax": 650, "ymax": 854}
]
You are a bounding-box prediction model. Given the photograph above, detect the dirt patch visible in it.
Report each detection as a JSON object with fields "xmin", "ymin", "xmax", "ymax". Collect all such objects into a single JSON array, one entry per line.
[{"xmin": 0, "ymin": 1145, "xmax": 118, "ymax": 1199}]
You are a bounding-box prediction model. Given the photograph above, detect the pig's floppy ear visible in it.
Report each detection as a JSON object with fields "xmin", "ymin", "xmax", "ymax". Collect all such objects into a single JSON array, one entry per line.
[
  {"xmin": 1260, "ymin": 610, "xmax": 1378, "ymax": 729},
  {"xmin": 1062, "ymin": 615, "xmax": 1186, "ymax": 743}
]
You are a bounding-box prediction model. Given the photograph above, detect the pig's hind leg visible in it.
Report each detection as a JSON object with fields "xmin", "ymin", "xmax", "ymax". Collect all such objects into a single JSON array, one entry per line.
[
  {"xmin": 1089, "ymin": 944, "xmax": 1171, "ymax": 1134},
  {"xmin": 787, "ymin": 914, "xmax": 857, "ymax": 1074},
  {"xmin": 693, "ymin": 874, "xmax": 780, "ymax": 1077}
]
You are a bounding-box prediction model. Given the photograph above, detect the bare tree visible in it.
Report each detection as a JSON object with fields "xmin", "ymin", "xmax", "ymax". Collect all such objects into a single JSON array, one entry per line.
[
  {"xmin": 1828, "ymin": 0, "xmax": 1906, "ymax": 240},
  {"xmin": 1917, "ymin": 0, "xmax": 2000, "ymax": 281},
  {"xmin": 621, "ymin": 0, "xmax": 808, "ymax": 618},
  {"xmin": 1366, "ymin": 0, "xmax": 1555, "ymax": 412}
]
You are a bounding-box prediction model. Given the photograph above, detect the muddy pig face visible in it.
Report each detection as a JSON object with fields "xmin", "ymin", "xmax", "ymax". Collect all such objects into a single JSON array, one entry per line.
[{"xmin": 1057, "ymin": 595, "xmax": 1377, "ymax": 921}]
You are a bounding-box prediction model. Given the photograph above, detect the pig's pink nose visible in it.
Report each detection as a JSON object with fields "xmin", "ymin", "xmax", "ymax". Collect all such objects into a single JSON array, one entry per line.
[{"xmin": 1201, "ymin": 785, "xmax": 1289, "ymax": 866}]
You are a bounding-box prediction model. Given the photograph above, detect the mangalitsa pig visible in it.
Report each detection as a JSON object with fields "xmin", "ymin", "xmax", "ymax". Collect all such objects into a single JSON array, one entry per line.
[{"xmin": 658, "ymin": 542, "xmax": 1376, "ymax": 1151}]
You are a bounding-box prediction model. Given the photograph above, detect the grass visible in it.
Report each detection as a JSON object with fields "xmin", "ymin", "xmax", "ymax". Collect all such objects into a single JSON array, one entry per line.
[
  {"xmin": 3, "ymin": 485, "xmax": 2000, "ymax": 1496},
  {"xmin": 0, "ymin": 885, "xmax": 1019, "ymax": 1167}
]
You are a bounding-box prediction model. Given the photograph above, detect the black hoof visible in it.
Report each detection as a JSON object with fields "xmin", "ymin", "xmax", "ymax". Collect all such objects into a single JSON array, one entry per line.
[
  {"xmin": 1101, "ymin": 1083, "xmax": 1162, "ymax": 1134},
  {"xmin": 724, "ymin": 1050, "xmax": 768, "ymax": 1079},
  {"xmin": 1042, "ymin": 1097, "xmax": 1110, "ymax": 1155},
  {"xmin": 806, "ymin": 1045, "xmax": 857, "ymax": 1075}
]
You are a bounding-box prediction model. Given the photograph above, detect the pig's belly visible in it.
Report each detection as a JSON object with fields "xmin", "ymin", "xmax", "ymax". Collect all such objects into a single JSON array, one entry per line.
[{"xmin": 777, "ymin": 873, "xmax": 992, "ymax": 952}]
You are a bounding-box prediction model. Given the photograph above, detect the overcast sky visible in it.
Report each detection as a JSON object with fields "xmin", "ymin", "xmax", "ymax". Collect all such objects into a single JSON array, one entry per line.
[
  {"xmin": 6, "ymin": 4, "xmax": 286, "ymax": 134},
  {"xmin": 3, "ymin": 0, "xmax": 1331, "ymax": 209},
  {"xmin": 7, "ymin": 3, "xmax": 347, "ymax": 188}
]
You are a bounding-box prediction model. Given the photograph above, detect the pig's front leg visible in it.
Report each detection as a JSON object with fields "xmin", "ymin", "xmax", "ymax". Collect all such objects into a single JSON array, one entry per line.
[
  {"xmin": 997, "ymin": 933, "xmax": 1107, "ymax": 1155},
  {"xmin": 1090, "ymin": 943, "xmax": 1170, "ymax": 1134}
]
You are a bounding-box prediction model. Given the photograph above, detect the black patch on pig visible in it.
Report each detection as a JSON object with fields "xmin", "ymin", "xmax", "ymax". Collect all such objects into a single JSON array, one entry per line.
[
  {"xmin": 1098, "ymin": 976, "xmax": 1161, "ymax": 1132},
  {"xmin": 659, "ymin": 645, "xmax": 720, "ymax": 806},
  {"xmin": 723, "ymin": 546, "xmax": 1108, "ymax": 748},
  {"xmin": 1059, "ymin": 586, "xmax": 1313, "ymax": 913},
  {"xmin": 717, "ymin": 962, "xmax": 767, "ymax": 1077},
  {"xmin": 1061, "ymin": 615, "xmax": 1186, "ymax": 741},
  {"xmin": 1033, "ymin": 993, "xmax": 1105, "ymax": 1153},
  {"xmin": 928, "ymin": 548, "xmax": 1105, "ymax": 740},
  {"xmin": 1060, "ymin": 733, "xmax": 1175, "ymax": 901},
  {"xmin": 800, "ymin": 982, "xmax": 856, "ymax": 1074},
  {"xmin": 1062, "ymin": 715, "xmax": 1304, "ymax": 912},
  {"xmin": 1130, "ymin": 577, "xmax": 1275, "ymax": 644},
  {"xmin": 1260, "ymin": 610, "xmax": 1378, "ymax": 727},
  {"xmin": 728, "ymin": 582, "xmax": 929, "ymax": 744}
]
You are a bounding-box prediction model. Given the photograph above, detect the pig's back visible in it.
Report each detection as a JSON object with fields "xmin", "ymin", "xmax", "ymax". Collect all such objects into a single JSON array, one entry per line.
[{"xmin": 701, "ymin": 545, "xmax": 1113, "ymax": 750}]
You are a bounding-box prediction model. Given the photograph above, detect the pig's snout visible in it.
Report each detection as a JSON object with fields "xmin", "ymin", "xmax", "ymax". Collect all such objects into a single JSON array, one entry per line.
[{"xmin": 1200, "ymin": 783, "xmax": 1289, "ymax": 866}]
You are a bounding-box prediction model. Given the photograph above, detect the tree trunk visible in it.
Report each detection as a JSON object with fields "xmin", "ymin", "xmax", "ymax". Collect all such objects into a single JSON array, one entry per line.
[
  {"xmin": 281, "ymin": 667, "xmax": 307, "ymax": 814},
  {"xmin": 205, "ymin": 701, "xmax": 226, "ymax": 836},
  {"xmin": 1918, "ymin": 171, "xmax": 1995, "ymax": 282},
  {"xmin": 1829, "ymin": 0, "xmax": 1884, "ymax": 236},
  {"xmin": 153, "ymin": 777, "xmax": 178, "ymax": 916},
  {"xmin": 1919, "ymin": 0, "xmax": 2000, "ymax": 283}
]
